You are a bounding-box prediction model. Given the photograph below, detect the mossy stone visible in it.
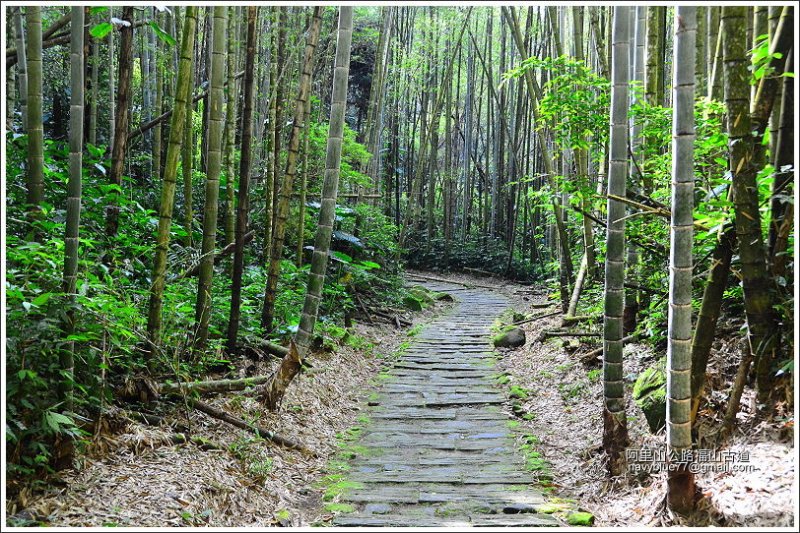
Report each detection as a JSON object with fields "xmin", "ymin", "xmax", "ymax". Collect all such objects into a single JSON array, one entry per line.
[
  {"xmin": 403, "ymin": 295, "xmax": 425, "ymax": 311},
  {"xmin": 633, "ymin": 358, "xmax": 667, "ymax": 433},
  {"xmin": 493, "ymin": 326, "xmax": 526, "ymax": 348},
  {"xmin": 567, "ymin": 511, "xmax": 595, "ymax": 526}
]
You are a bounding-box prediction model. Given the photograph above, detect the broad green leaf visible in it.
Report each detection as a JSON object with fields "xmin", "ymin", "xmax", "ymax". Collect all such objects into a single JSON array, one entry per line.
[
  {"xmin": 149, "ymin": 21, "xmax": 176, "ymax": 46},
  {"xmin": 90, "ymin": 22, "xmax": 113, "ymax": 39}
]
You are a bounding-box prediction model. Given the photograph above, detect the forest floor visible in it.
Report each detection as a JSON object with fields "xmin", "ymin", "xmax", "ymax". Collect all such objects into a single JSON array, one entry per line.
[
  {"xmin": 5, "ymin": 271, "xmax": 795, "ymax": 527},
  {"xmin": 6, "ymin": 292, "xmax": 453, "ymax": 527},
  {"xmin": 470, "ymin": 271, "xmax": 795, "ymax": 528}
]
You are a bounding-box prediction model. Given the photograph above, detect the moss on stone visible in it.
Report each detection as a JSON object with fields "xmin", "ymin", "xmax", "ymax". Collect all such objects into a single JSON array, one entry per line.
[
  {"xmin": 567, "ymin": 511, "xmax": 595, "ymax": 526},
  {"xmin": 633, "ymin": 358, "xmax": 667, "ymax": 433}
]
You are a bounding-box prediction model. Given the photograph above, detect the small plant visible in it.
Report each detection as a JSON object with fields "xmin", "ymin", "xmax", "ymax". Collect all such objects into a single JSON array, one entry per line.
[{"xmin": 509, "ymin": 385, "xmax": 530, "ymax": 400}]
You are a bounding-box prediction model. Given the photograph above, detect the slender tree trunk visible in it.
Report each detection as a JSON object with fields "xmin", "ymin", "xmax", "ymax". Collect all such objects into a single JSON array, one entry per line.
[
  {"xmin": 261, "ymin": 7, "xmax": 323, "ymax": 333},
  {"xmin": 690, "ymin": 221, "xmax": 736, "ymax": 422},
  {"xmin": 182, "ymin": 78, "xmax": 194, "ymax": 247},
  {"xmin": 262, "ymin": 8, "xmax": 278, "ymax": 265},
  {"xmin": 108, "ymin": 6, "xmax": 115, "ymax": 147},
  {"xmin": 603, "ymin": 6, "xmax": 631, "ymax": 476},
  {"xmin": 89, "ymin": 33, "xmax": 99, "ymax": 145},
  {"xmin": 769, "ymin": 48, "xmax": 793, "ymax": 276},
  {"xmin": 193, "ymin": 7, "xmax": 227, "ymax": 351},
  {"xmin": 722, "ymin": 6, "xmax": 781, "ymax": 405},
  {"xmin": 222, "ymin": 9, "xmax": 238, "ymax": 247},
  {"xmin": 226, "ymin": 7, "xmax": 258, "ymax": 352},
  {"xmin": 295, "ymin": 7, "xmax": 353, "ymax": 353},
  {"xmin": 14, "ymin": 8, "xmax": 28, "ymax": 131},
  {"xmin": 666, "ymin": 7, "xmax": 697, "ymax": 513},
  {"xmin": 296, "ymin": 94, "xmax": 312, "ymax": 267},
  {"xmin": 25, "ymin": 6, "xmax": 44, "ymax": 228},
  {"xmin": 61, "ymin": 6, "xmax": 85, "ymax": 411},
  {"xmin": 106, "ymin": 7, "xmax": 133, "ymax": 237},
  {"xmin": 145, "ymin": 7, "xmax": 198, "ymax": 354}
]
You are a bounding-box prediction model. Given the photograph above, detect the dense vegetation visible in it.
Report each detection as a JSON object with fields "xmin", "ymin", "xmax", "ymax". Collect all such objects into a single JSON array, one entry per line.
[{"xmin": 3, "ymin": 4, "xmax": 795, "ymax": 518}]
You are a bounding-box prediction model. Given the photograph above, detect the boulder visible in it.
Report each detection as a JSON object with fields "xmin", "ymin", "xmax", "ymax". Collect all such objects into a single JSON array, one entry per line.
[
  {"xmin": 633, "ymin": 358, "xmax": 667, "ymax": 433},
  {"xmin": 403, "ymin": 295, "xmax": 424, "ymax": 311},
  {"xmin": 493, "ymin": 326, "xmax": 526, "ymax": 349}
]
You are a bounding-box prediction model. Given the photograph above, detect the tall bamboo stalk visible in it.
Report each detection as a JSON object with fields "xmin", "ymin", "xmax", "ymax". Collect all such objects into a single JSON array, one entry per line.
[
  {"xmin": 666, "ymin": 6, "xmax": 696, "ymax": 513},
  {"xmin": 146, "ymin": 7, "xmax": 198, "ymax": 354},
  {"xmin": 61, "ymin": 6, "xmax": 85, "ymax": 410},
  {"xmin": 603, "ymin": 6, "xmax": 631, "ymax": 476},
  {"xmin": 194, "ymin": 7, "xmax": 227, "ymax": 351},
  {"xmin": 295, "ymin": 7, "xmax": 353, "ymax": 353}
]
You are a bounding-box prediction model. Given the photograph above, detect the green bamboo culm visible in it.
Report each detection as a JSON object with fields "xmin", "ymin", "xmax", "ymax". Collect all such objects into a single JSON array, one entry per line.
[
  {"xmin": 602, "ymin": 5, "xmax": 631, "ymax": 477},
  {"xmin": 194, "ymin": 6, "xmax": 227, "ymax": 351},
  {"xmin": 666, "ymin": 6, "xmax": 696, "ymax": 514},
  {"xmin": 721, "ymin": 6, "xmax": 780, "ymax": 411},
  {"xmin": 295, "ymin": 6, "xmax": 354, "ymax": 353},
  {"xmin": 146, "ymin": 6, "xmax": 198, "ymax": 355},
  {"xmin": 60, "ymin": 6, "xmax": 85, "ymax": 410},
  {"xmin": 260, "ymin": 6, "xmax": 323, "ymax": 332},
  {"xmin": 25, "ymin": 6, "xmax": 44, "ymax": 231},
  {"xmin": 225, "ymin": 6, "xmax": 258, "ymax": 352}
]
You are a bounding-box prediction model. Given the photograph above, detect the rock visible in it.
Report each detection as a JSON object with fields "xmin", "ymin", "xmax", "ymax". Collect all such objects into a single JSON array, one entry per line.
[
  {"xmin": 408, "ymin": 286, "xmax": 435, "ymax": 304},
  {"xmin": 432, "ymin": 292, "xmax": 454, "ymax": 302},
  {"xmin": 493, "ymin": 326, "xmax": 526, "ymax": 349},
  {"xmin": 633, "ymin": 358, "xmax": 667, "ymax": 433},
  {"xmin": 567, "ymin": 511, "xmax": 595, "ymax": 526},
  {"xmin": 364, "ymin": 503, "xmax": 393, "ymax": 515},
  {"xmin": 403, "ymin": 295, "xmax": 424, "ymax": 311}
]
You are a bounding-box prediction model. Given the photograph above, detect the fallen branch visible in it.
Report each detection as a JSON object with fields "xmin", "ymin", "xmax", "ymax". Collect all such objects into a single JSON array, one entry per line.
[
  {"xmin": 513, "ymin": 310, "xmax": 561, "ymax": 326},
  {"xmin": 189, "ymin": 397, "xmax": 315, "ymax": 456},
  {"xmin": 463, "ymin": 267, "xmax": 493, "ymax": 277},
  {"xmin": 561, "ymin": 315, "xmax": 597, "ymax": 326},
  {"xmin": 541, "ymin": 330, "xmax": 602, "ymax": 339},
  {"xmin": 371, "ymin": 309, "xmax": 411, "ymax": 327},
  {"xmin": 582, "ymin": 334, "xmax": 638, "ymax": 360},
  {"xmin": 354, "ymin": 293, "xmax": 376, "ymax": 326},
  {"xmin": 254, "ymin": 338, "xmax": 289, "ymax": 358},
  {"xmin": 160, "ymin": 374, "xmax": 274, "ymax": 395},
  {"xmin": 529, "ymin": 302, "xmax": 556, "ymax": 309},
  {"xmin": 406, "ymin": 273, "xmax": 498, "ymax": 290}
]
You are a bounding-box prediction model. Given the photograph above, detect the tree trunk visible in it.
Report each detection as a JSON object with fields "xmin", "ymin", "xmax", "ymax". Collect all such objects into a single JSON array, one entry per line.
[
  {"xmin": 222, "ymin": 9, "xmax": 238, "ymax": 247},
  {"xmin": 690, "ymin": 221, "xmax": 735, "ymax": 422},
  {"xmin": 106, "ymin": 7, "xmax": 133, "ymax": 237},
  {"xmin": 14, "ymin": 8, "xmax": 28, "ymax": 131},
  {"xmin": 61, "ymin": 6, "xmax": 85, "ymax": 411},
  {"xmin": 145, "ymin": 7, "xmax": 198, "ymax": 354},
  {"xmin": 666, "ymin": 7, "xmax": 696, "ymax": 513},
  {"xmin": 260, "ymin": 8, "xmax": 323, "ymax": 333},
  {"xmin": 722, "ymin": 6, "xmax": 781, "ymax": 405},
  {"xmin": 25, "ymin": 6, "xmax": 44, "ymax": 229},
  {"xmin": 194, "ymin": 7, "xmax": 227, "ymax": 351},
  {"xmin": 295, "ymin": 7, "xmax": 354, "ymax": 353},
  {"xmin": 602, "ymin": 6, "xmax": 631, "ymax": 477},
  {"xmin": 226, "ymin": 7, "xmax": 258, "ymax": 352}
]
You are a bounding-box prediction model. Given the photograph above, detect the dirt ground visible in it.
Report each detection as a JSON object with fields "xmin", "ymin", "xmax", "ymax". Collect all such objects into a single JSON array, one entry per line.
[
  {"xmin": 5, "ymin": 297, "xmax": 451, "ymax": 527},
  {"xmin": 5, "ymin": 271, "xmax": 795, "ymax": 527},
  {"xmin": 462, "ymin": 271, "xmax": 796, "ymax": 528}
]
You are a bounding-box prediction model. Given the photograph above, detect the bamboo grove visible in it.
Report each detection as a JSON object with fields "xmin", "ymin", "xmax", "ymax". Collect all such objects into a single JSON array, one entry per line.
[{"xmin": 3, "ymin": 4, "xmax": 796, "ymax": 514}]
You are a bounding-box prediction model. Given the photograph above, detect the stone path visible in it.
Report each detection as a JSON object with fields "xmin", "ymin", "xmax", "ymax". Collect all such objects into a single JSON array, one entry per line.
[{"xmin": 332, "ymin": 280, "xmax": 557, "ymax": 527}]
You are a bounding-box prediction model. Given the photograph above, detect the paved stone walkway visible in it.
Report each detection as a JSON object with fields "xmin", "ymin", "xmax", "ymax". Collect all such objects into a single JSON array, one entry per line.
[{"xmin": 333, "ymin": 280, "xmax": 557, "ymax": 527}]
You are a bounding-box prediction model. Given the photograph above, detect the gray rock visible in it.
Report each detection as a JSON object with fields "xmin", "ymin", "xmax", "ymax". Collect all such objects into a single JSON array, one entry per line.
[
  {"xmin": 493, "ymin": 327, "xmax": 526, "ymax": 348},
  {"xmin": 364, "ymin": 503, "xmax": 393, "ymax": 515}
]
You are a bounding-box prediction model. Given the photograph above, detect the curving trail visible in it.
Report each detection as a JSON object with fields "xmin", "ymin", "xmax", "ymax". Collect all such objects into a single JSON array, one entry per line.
[{"xmin": 333, "ymin": 279, "xmax": 556, "ymax": 527}]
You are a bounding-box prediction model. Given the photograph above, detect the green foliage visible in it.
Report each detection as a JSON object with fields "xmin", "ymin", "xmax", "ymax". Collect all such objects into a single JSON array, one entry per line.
[{"xmin": 505, "ymin": 55, "xmax": 610, "ymax": 156}]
